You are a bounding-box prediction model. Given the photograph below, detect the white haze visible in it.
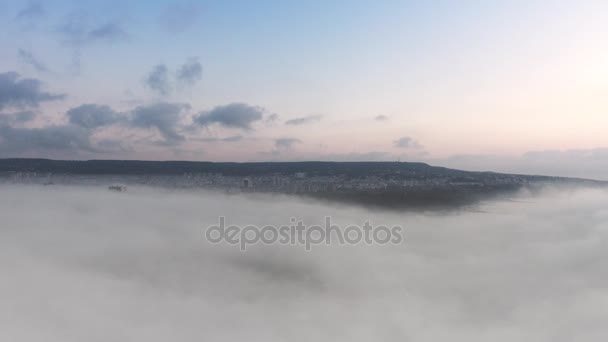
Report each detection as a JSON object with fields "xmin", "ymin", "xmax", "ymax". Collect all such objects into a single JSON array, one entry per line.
[{"xmin": 1, "ymin": 185, "xmax": 608, "ymax": 341}]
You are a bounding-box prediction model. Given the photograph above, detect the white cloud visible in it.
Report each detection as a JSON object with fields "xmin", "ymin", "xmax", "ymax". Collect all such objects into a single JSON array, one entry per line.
[{"xmin": 1, "ymin": 185, "xmax": 607, "ymax": 341}]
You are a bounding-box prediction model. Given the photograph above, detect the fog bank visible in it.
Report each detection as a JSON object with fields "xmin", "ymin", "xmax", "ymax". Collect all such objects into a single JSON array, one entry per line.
[{"xmin": 1, "ymin": 185, "xmax": 607, "ymax": 341}]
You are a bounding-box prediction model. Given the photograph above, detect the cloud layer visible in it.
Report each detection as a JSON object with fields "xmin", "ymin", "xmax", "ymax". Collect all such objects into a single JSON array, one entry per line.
[
  {"xmin": 17, "ymin": 49, "xmax": 48, "ymax": 73},
  {"xmin": 285, "ymin": 115, "xmax": 321, "ymax": 126},
  {"xmin": 67, "ymin": 104, "xmax": 121, "ymax": 129},
  {"xmin": 0, "ymin": 124, "xmax": 97, "ymax": 154},
  {"xmin": 144, "ymin": 58, "xmax": 203, "ymax": 95},
  {"xmin": 1, "ymin": 185, "xmax": 607, "ymax": 341},
  {"xmin": 59, "ymin": 13, "xmax": 128, "ymax": 46},
  {"xmin": 195, "ymin": 103, "xmax": 266, "ymax": 130},
  {"xmin": 176, "ymin": 58, "xmax": 203, "ymax": 86},
  {"xmin": 0, "ymin": 70, "xmax": 277, "ymax": 157},
  {"xmin": 393, "ymin": 136, "xmax": 423, "ymax": 149},
  {"xmin": 131, "ymin": 103, "xmax": 190, "ymax": 144},
  {"xmin": 0, "ymin": 72, "xmax": 64, "ymax": 110},
  {"xmin": 144, "ymin": 65, "xmax": 171, "ymax": 96}
]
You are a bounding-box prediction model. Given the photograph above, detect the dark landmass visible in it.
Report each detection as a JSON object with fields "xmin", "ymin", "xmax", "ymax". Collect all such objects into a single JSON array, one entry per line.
[
  {"xmin": 0, "ymin": 158, "xmax": 605, "ymax": 210},
  {"xmin": 0, "ymin": 158, "xmax": 499, "ymax": 176}
]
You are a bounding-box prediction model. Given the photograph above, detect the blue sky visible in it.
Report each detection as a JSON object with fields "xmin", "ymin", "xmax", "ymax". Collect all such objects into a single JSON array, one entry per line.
[{"xmin": 1, "ymin": 0, "xmax": 607, "ymax": 179}]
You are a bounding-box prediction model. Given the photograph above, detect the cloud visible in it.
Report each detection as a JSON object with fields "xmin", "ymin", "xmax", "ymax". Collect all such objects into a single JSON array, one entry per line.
[
  {"xmin": 4, "ymin": 186, "xmax": 607, "ymax": 340},
  {"xmin": 285, "ymin": 115, "xmax": 322, "ymax": 126},
  {"xmin": 158, "ymin": 3, "xmax": 202, "ymax": 33},
  {"xmin": 0, "ymin": 111, "xmax": 36, "ymax": 125},
  {"xmin": 15, "ymin": 1, "xmax": 44, "ymax": 20},
  {"xmin": 13, "ymin": 110, "xmax": 36, "ymax": 122},
  {"xmin": 0, "ymin": 72, "xmax": 65, "ymax": 110},
  {"xmin": 0, "ymin": 124, "xmax": 97, "ymax": 155},
  {"xmin": 1, "ymin": 101, "xmax": 196, "ymax": 155},
  {"xmin": 87, "ymin": 22, "xmax": 129, "ymax": 43},
  {"xmin": 131, "ymin": 103, "xmax": 190, "ymax": 144},
  {"xmin": 57, "ymin": 13, "xmax": 128, "ymax": 72},
  {"xmin": 263, "ymin": 137, "xmax": 303, "ymax": 157},
  {"xmin": 375, "ymin": 115, "xmax": 388, "ymax": 121},
  {"xmin": 393, "ymin": 136, "xmax": 423, "ymax": 149},
  {"xmin": 195, "ymin": 103, "xmax": 266, "ymax": 130},
  {"xmin": 144, "ymin": 64, "xmax": 171, "ymax": 96},
  {"xmin": 144, "ymin": 58, "xmax": 203, "ymax": 95},
  {"xmin": 265, "ymin": 113, "xmax": 279, "ymax": 123},
  {"xmin": 222, "ymin": 135, "xmax": 245, "ymax": 142},
  {"xmin": 59, "ymin": 13, "xmax": 128, "ymax": 46},
  {"xmin": 67, "ymin": 104, "xmax": 122, "ymax": 129},
  {"xmin": 275, "ymin": 138, "xmax": 302, "ymax": 150},
  {"xmin": 96, "ymin": 138, "xmax": 133, "ymax": 153},
  {"xmin": 176, "ymin": 58, "xmax": 202, "ymax": 87},
  {"xmin": 196, "ymin": 135, "xmax": 245, "ymax": 143},
  {"xmin": 17, "ymin": 49, "xmax": 48, "ymax": 73}
]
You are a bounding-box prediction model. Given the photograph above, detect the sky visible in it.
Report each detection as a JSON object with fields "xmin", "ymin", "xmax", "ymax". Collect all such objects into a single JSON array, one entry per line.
[{"xmin": 0, "ymin": 0, "xmax": 607, "ymax": 179}]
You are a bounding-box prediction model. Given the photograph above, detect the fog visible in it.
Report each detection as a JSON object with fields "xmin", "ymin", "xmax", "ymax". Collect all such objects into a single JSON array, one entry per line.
[{"xmin": 1, "ymin": 185, "xmax": 607, "ymax": 341}]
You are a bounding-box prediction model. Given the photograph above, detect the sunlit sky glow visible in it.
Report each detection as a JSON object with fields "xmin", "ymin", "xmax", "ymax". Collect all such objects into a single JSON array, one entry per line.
[{"xmin": 1, "ymin": 0, "xmax": 607, "ymax": 179}]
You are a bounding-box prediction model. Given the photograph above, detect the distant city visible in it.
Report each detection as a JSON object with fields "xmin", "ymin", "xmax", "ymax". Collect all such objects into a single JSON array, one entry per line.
[{"xmin": 1, "ymin": 159, "xmax": 604, "ymax": 209}]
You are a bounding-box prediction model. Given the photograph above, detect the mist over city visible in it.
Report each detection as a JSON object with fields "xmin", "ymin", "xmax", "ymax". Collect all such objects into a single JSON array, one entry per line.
[
  {"xmin": 2, "ymin": 0, "xmax": 608, "ymax": 340},
  {"xmin": 1, "ymin": 185, "xmax": 607, "ymax": 341}
]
